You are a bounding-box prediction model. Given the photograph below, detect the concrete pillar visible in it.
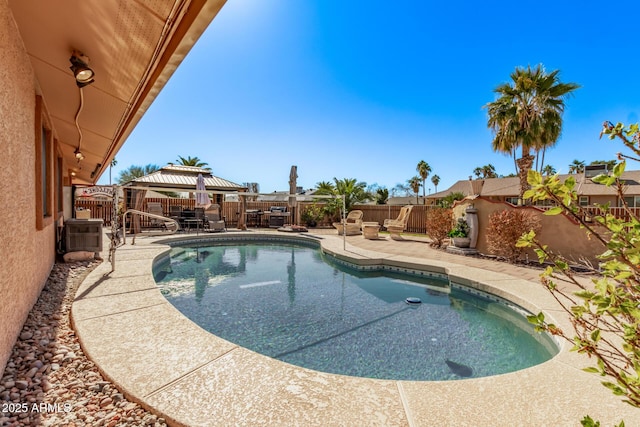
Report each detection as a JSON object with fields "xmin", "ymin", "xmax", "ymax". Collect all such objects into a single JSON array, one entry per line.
[{"xmin": 466, "ymin": 206, "xmax": 478, "ymax": 249}]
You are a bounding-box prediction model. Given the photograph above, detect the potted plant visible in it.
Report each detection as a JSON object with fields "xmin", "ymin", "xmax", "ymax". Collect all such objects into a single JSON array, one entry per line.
[
  {"xmin": 448, "ymin": 217, "xmax": 471, "ymax": 248},
  {"xmin": 301, "ymin": 204, "xmax": 323, "ymax": 227}
]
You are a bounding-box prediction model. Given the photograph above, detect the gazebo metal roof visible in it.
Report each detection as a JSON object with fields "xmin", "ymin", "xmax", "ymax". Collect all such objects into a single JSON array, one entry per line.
[{"xmin": 127, "ymin": 165, "xmax": 246, "ymax": 192}]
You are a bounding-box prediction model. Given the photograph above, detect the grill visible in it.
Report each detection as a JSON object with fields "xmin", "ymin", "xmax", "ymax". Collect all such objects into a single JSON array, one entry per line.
[{"xmin": 268, "ymin": 206, "xmax": 289, "ymax": 228}]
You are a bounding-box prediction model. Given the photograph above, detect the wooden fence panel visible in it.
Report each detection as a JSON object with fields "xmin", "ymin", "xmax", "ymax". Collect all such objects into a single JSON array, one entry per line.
[
  {"xmin": 75, "ymin": 197, "xmax": 638, "ymax": 236},
  {"xmin": 352, "ymin": 205, "xmax": 427, "ymax": 234},
  {"xmin": 74, "ymin": 200, "xmax": 113, "ymax": 226}
]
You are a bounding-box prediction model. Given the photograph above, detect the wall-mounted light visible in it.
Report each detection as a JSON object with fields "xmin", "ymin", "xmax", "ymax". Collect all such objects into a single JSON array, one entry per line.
[
  {"xmin": 70, "ymin": 50, "xmax": 95, "ymax": 166},
  {"xmin": 69, "ymin": 52, "xmax": 95, "ymax": 88},
  {"xmin": 90, "ymin": 163, "xmax": 102, "ymax": 179}
]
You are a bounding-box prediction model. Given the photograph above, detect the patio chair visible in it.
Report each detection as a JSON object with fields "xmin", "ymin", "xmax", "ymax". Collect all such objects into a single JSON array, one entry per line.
[
  {"xmin": 333, "ymin": 210, "xmax": 363, "ymax": 235},
  {"xmin": 204, "ymin": 204, "xmax": 226, "ymax": 232},
  {"xmin": 383, "ymin": 205, "xmax": 413, "ymax": 240},
  {"xmin": 147, "ymin": 202, "xmax": 165, "ymax": 229}
]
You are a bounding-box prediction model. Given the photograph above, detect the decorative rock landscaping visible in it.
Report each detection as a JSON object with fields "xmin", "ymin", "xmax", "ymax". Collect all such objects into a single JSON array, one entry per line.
[{"xmin": 0, "ymin": 261, "xmax": 166, "ymax": 427}]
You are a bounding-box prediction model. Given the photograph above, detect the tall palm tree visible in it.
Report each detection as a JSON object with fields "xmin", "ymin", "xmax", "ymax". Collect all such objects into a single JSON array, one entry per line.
[
  {"xmin": 408, "ymin": 176, "xmax": 421, "ymax": 204},
  {"xmin": 416, "ymin": 160, "xmax": 431, "ymax": 204},
  {"xmin": 541, "ymin": 164, "xmax": 557, "ymax": 175},
  {"xmin": 484, "ymin": 64, "xmax": 580, "ymax": 201},
  {"xmin": 431, "ymin": 174, "xmax": 440, "ymax": 193},
  {"xmin": 176, "ymin": 155, "xmax": 209, "ymax": 168},
  {"xmin": 109, "ymin": 157, "xmax": 117, "ymax": 185},
  {"xmin": 473, "ymin": 167, "xmax": 483, "ymax": 179},
  {"xmin": 568, "ymin": 159, "xmax": 585, "ymax": 174}
]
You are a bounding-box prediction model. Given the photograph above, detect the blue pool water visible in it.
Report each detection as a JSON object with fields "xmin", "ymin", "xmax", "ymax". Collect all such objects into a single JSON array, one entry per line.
[{"xmin": 154, "ymin": 240, "xmax": 557, "ymax": 381}]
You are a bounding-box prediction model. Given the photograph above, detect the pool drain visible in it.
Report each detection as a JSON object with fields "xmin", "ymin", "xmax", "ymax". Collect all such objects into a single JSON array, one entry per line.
[{"xmin": 405, "ymin": 297, "xmax": 422, "ymax": 305}]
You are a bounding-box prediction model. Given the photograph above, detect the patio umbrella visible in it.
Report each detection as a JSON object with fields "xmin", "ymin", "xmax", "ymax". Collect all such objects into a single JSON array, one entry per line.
[
  {"xmin": 288, "ymin": 165, "xmax": 297, "ymax": 225},
  {"xmin": 195, "ymin": 173, "xmax": 211, "ymax": 210}
]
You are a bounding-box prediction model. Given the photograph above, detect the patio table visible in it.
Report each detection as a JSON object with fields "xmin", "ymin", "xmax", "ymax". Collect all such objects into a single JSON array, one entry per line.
[{"xmin": 362, "ymin": 222, "xmax": 380, "ymax": 239}]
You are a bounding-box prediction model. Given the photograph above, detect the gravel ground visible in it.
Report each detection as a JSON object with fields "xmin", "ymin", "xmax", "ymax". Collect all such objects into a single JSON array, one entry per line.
[{"xmin": 1, "ymin": 261, "xmax": 167, "ymax": 427}]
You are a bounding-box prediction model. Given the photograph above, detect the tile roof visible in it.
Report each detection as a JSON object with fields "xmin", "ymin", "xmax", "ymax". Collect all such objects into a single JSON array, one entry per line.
[{"xmin": 428, "ymin": 170, "xmax": 640, "ymax": 198}]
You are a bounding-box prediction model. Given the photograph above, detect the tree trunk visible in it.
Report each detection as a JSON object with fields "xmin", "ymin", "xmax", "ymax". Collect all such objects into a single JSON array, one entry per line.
[{"xmin": 516, "ymin": 154, "xmax": 535, "ymax": 203}]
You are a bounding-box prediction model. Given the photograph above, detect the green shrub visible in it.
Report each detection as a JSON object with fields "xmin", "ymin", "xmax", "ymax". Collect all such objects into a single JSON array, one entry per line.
[{"xmin": 448, "ymin": 217, "xmax": 470, "ymax": 238}]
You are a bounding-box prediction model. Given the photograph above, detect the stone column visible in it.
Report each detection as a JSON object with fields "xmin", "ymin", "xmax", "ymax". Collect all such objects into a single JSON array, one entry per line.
[{"xmin": 465, "ymin": 206, "xmax": 478, "ymax": 249}]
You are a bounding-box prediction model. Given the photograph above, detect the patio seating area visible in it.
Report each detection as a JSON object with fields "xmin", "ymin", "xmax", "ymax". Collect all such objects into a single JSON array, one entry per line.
[
  {"xmin": 383, "ymin": 205, "xmax": 414, "ymax": 240},
  {"xmin": 332, "ymin": 209, "xmax": 364, "ymax": 235}
]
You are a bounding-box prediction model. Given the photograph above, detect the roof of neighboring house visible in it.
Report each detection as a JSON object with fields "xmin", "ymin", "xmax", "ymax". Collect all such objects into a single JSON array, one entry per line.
[
  {"xmin": 576, "ymin": 170, "xmax": 640, "ymax": 196},
  {"xmin": 127, "ymin": 165, "xmax": 245, "ymax": 192},
  {"xmin": 479, "ymin": 177, "xmax": 520, "ymax": 197},
  {"xmin": 387, "ymin": 196, "xmax": 427, "ymax": 205},
  {"xmin": 428, "ymin": 170, "xmax": 640, "ymax": 199},
  {"xmin": 428, "ymin": 181, "xmax": 478, "ymax": 199}
]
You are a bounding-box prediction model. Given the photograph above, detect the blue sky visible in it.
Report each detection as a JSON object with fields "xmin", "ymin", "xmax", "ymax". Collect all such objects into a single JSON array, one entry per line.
[{"xmin": 99, "ymin": 0, "xmax": 640, "ymax": 195}]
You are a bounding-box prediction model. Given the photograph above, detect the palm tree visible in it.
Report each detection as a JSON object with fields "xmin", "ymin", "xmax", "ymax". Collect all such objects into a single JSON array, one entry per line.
[
  {"xmin": 484, "ymin": 64, "xmax": 580, "ymax": 200},
  {"xmin": 117, "ymin": 164, "xmax": 160, "ymax": 184},
  {"xmin": 315, "ymin": 180, "xmax": 335, "ymax": 194},
  {"xmin": 431, "ymin": 174, "xmax": 440, "ymax": 193},
  {"xmin": 375, "ymin": 188, "xmax": 388, "ymax": 205},
  {"xmin": 473, "ymin": 167, "xmax": 483, "ymax": 179},
  {"xmin": 416, "ymin": 160, "xmax": 431, "ymax": 204},
  {"xmin": 314, "ymin": 178, "xmax": 368, "ymax": 219},
  {"xmin": 541, "ymin": 164, "xmax": 557, "ymax": 175},
  {"xmin": 109, "ymin": 157, "xmax": 117, "ymax": 185},
  {"xmin": 408, "ymin": 176, "xmax": 421, "ymax": 204},
  {"xmin": 176, "ymin": 155, "xmax": 209, "ymax": 168},
  {"xmin": 483, "ymin": 164, "xmax": 497, "ymax": 178},
  {"xmin": 438, "ymin": 191, "xmax": 465, "ymax": 208},
  {"xmin": 568, "ymin": 159, "xmax": 585, "ymax": 174}
]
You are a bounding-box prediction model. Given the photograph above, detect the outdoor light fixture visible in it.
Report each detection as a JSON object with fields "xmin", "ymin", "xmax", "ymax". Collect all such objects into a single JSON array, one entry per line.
[
  {"xmin": 90, "ymin": 163, "xmax": 102, "ymax": 179},
  {"xmin": 70, "ymin": 50, "xmax": 94, "ymax": 165},
  {"xmin": 69, "ymin": 52, "xmax": 95, "ymax": 88}
]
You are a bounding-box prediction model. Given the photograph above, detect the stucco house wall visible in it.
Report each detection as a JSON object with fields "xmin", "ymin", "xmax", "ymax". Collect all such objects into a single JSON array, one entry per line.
[
  {"xmin": 454, "ymin": 198, "xmax": 606, "ymax": 266},
  {"xmin": 0, "ymin": 3, "xmax": 57, "ymax": 373}
]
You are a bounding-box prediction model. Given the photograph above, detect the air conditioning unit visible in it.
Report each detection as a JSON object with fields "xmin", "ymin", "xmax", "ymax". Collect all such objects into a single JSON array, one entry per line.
[{"xmin": 65, "ymin": 219, "xmax": 103, "ymax": 253}]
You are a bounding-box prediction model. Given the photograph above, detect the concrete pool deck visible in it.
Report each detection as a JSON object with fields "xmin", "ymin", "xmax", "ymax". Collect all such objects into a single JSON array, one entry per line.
[{"xmin": 71, "ymin": 229, "xmax": 640, "ymax": 426}]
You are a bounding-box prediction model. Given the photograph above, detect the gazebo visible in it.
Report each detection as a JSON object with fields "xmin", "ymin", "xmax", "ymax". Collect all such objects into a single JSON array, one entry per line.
[
  {"xmin": 123, "ymin": 164, "xmax": 248, "ymax": 228},
  {"xmin": 126, "ymin": 164, "xmax": 246, "ymax": 200}
]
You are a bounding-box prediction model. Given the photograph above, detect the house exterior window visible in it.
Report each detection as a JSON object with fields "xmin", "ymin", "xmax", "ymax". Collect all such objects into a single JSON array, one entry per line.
[
  {"xmin": 41, "ymin": 126, "xmax": 49, "ymax": 216},
  {"xmin": 534, "ymin": 199, "xmax": 554, "ymax": 207},
  {"xmin": 505, "ymin": 197, "xmax": 519, "ymax": 205},
  {"xmin": 35, "ymin": 96, "xmax": 53, "ymax": 230},
  {"xmin": 56, "ymin": 154, "xmax": 63, "ymax": 213},
  {"xmin": 579, "ymin": 196, "xmax": 589, "ymax": 207},
  {"xmin": 622, "ymin": 196, "xmax": 640, "ymax": 207}
]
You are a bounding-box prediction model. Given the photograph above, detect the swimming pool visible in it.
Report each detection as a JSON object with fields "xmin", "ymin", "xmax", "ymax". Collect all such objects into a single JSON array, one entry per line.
[{"xmin": 153, "ymin": 239, "xmax": 557, "ymax": 381}]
